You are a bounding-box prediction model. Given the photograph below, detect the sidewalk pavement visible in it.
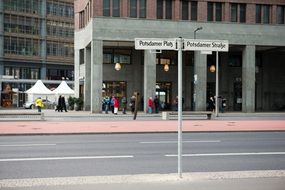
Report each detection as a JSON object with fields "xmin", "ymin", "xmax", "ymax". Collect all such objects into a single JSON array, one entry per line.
[{"xmin": 0, "ymin": 109, "xmax": 285, "ymax": 135}]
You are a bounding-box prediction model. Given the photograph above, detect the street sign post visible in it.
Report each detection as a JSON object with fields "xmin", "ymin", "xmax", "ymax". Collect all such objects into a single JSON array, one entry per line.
[
  {"xmin": 135, "ymin": 38, "xmax": 177, "ymax": 50},
  {"xmin": 134, "ymin": 37, "xmax": 229, "ymax": 178}
]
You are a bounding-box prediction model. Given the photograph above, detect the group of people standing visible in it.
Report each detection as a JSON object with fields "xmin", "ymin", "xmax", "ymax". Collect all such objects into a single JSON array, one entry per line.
[
  {"xmin": 102, "ymin": 95, "xmax": 125, "ymax": 115},
  {"xmin": 147, "ymin": 96, "xmax": 160, "ymax": 114},
  {"xmin": 55, "ymin": 95, "xmax": 67, "ymax": 112}
]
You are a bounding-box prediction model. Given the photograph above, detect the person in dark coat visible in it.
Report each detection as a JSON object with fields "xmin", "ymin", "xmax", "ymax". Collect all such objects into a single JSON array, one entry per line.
[
  {"xmin": 56, "ymin": 95, "xmax": 62, "ymax": 112},
  {"xmin": 61, "ymin": 95, "xmax": 67, "ymax": 112}
]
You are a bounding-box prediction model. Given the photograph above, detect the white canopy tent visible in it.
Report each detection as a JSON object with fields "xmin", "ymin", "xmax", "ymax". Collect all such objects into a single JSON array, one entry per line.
[
  {"xmin": 25, "ymin": 80, "xmax": 53, "ymax": 102},
  {"xmin": 52, "ymin": 81, "xmax": 74, "ymax": 95},
  {"xmin": 52, "ymin": 81, "xmax": 75, "ymax": 104}
]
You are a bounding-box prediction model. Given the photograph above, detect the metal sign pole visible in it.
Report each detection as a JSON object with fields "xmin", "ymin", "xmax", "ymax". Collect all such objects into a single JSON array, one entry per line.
[
  {"xmin": 177, "ymin": 37, "xmax": 183, "ymax": 178},
  {"xmin": 215, "ymin": 51, "xmax": 219, "ymax": 117}
]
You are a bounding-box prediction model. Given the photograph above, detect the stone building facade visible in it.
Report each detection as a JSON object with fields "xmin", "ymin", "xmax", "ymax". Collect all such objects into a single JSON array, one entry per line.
[{"xmin": 74, "ymin": 0, "xmax": 285, "ymax": 113}]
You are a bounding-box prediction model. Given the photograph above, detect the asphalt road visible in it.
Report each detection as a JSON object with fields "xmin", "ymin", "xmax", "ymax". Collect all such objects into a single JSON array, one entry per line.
[{"xmin": 1, "ymin": 132, "xmax": 285, "ymax": 180}]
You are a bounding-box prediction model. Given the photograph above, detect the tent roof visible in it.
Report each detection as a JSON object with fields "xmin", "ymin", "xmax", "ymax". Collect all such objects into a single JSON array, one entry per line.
[
  {"xmin": 52, "ymin": 81, "xmax": 74, "ymax": 95},
  {"xmin": 25, "ymin": 80, "xmax": 53, "ymax": 94}
]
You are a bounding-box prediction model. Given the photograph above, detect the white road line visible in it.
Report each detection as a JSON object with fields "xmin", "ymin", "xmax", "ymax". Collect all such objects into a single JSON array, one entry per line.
[
  {"xmin": 140, "ymin": 140, "xmax": 221, "ymax": 144},
  {"xmin": 0, "ymin": 144, "xmax": 56, "ymax": 147},
  {"xmin": 165, "ymin": 152, "xmax": 285, "ymax": 157},
  {"xmin": 0, "ymin": 155, "xmax": 134, "ymax": 162}
]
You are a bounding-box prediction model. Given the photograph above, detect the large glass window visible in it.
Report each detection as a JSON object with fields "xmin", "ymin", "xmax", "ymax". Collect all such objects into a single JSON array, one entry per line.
[
  {"xmin": 47, "ymin": 41, "xmax": 74, "ymax": 58},
  {"xmin": 3, "ymin": 0, "xmax": 40, "ymax": 14},
  {"xmin": 4, "ymin": 36, "xmax": 40, "ymax": 56},
  {"xmin": 4, "ymin": 15, "xmax": 40, "ymax": 35},
  {"xmin": 103, "ymin": 48, "xmax": 132, "ymax": 65},
  {"xmin": 46, "ymin": 1, "xmax": 74, "ymax": 17},
  {"xmin": 3, "ymin": 67, "xmax": 40, "ymax": 80}
]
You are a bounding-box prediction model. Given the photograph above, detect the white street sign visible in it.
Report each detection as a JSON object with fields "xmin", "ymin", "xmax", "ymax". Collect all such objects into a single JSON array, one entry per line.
[
  {"xmin": 184, "ymin": 39, "xmax": 229, "ymax": 52},
  {"xmin": 135, "ymin": 38, "xmax": 177, "ymax": 50}
]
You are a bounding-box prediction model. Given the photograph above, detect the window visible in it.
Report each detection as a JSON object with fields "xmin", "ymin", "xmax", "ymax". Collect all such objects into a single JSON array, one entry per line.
[
  {"xmin": 139, "ymin": 0, "xmax": 146, "ymax": 18},
  {"xmin": 277, "ymin": 6, "xmax": 285, "ymax": 24},
  {"xmin": 263, "ymin": 5, "xmax": 270, "ymax": 24},
  {"xmin": 208, "ymin": 2, "xmax": 224, "ymax": 22},
  {"xmin": 129, "ymin": 0, "xmax": 146, "ymax": 18},
  {"xmin": 103, "ymin": 0, "xmax": 110, "ymax": 16},
  {"xmin": 231, "ymin": 4, "xmax": 238, "ymax": 22},
  {"xmin": 157, "ymin": 0, "xmax": 172, "ymax": 19},
  {"xmin": 4, "ymin": 36, "xmax": 40, "ymax": 56},
  {"xmin": 181, "ymin": 0, "xmax": 197, "ymax": 21},
  {"xmin": 256, "ymin": 4, "xmax": 271, "ymax": 24},
  {"xmin": 112, "ymin": 0, "xmax": 120, "ymax": 17},
  {"xmin": 157, "ymin": 0, "xmax": 163, "ymax": 19},
  {"xmin": 231, "ymin": 3, "xmax": 246, "ymax": 23},
  {"xmin": 256, "ymin": 5, "xmax": 261, "ymax": 23},
  {"xmin": 182, "ymin": 0, "xmax": 189, "ymax": 20},
  {"xmin": 165, "ymin": 0, "xmax": 172, "ymax": 19},
  {"xmin": 103, "ymin": 48, "xmax": 132, "ymax": 65},
  {"xmin": 130, "ymin": 0, "xmax": 137, "ymax": 18},
  {"xmin": 191, "ymin": 1, "xmax": 197, "ymax": 21},
  {"xmin": 215, "ymin": 3, "xmax": 222, "ymax": 21},
  {"xmin": 240, "ymin": 4, "xmax": 246, "ymax": 23},
  {"xmin": 207, "ymin": 2, "xmax": 213, "ymax": 21}
]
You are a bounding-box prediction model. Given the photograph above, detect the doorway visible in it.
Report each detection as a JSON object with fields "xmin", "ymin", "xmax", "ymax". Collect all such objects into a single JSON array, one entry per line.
[
  {"xmin": 233, "ymin": 82, "xmax": 242, "ymax": 111},
  {"xmin": 156, "ymin": 82, "xmax": 172, "ymax": 110}
]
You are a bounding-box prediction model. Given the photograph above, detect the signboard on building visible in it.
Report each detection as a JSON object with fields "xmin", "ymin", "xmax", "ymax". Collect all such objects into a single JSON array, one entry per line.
[
  {"xmin": 184, "ymin": 39, "xmax": 229, "ymax": 52},
  {"xmin": 135, "ymin": 38, "xmax": 177, "ymax": 50}
]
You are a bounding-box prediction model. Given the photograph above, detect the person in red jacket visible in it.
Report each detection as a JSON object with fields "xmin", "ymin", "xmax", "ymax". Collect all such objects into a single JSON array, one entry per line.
[
  {"xmin": 113, "ymin": 96, "xmax": 119, "ymax": 115},
  {"xmin": 148, "ymin": 97, "xmax": 153, "ymax": 114}
]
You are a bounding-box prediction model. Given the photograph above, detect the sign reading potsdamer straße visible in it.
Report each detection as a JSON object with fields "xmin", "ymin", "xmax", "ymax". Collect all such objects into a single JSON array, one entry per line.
[
  {"xmin": 135, "ymin": 38, "xmax": 177, "ymax": 50},
  {"xmin": 184, "ymin": 39, "xmax": 229, "ymax": 52}
]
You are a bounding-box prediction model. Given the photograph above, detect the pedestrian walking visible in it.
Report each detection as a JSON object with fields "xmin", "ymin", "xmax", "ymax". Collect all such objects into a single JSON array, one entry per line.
[
  {"xmin": 103, "ymin": 96, "xmax": 110, "ymax": 114},
  {"xmin": 121, "ymin": 96, "xmax": 127, "ymax": 114},
  {"xmin": 113, "ymin": 96, "xmax": 119, "ymax": 115},
  {"xmin": 154, "ymin": 96, "xmax": 160, "ymax": 113},
  {"xmin": 35, "ymin": 97, "xmax": 44, "ymax": 113},
  {"xmin": 130, "ymin": 95, "xmax": 136, "ymax": 114},
  {"xmin": 147, "ymin": 97, "xmax": 154, "ymax": 114},
  {"xmin": 61, "ymin": 95, "xmax": 67, "ymax": 112}
]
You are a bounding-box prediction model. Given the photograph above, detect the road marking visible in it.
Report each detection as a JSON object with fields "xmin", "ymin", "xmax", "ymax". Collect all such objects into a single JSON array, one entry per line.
[
  {"xmin": 165, "ymin": 152, "xmax": 285, "ymax": 157},
  {"xmin": 0, "ymin": 144, "xmax": 56, "ymax": 147},
  {"xmin": 140, "ymin": 140, "xmax": 221, "ymax": 144},
  {"xmin": 0, "ymin": 155, "xmax": 134, "ymax": 162}
]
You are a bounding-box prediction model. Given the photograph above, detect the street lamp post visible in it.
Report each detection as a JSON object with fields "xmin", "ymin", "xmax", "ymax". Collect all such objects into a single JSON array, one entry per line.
[
  {"xmin": 194, "ymin": 27, "xmax": 203, "ymax": 39},
  {"xmin": 193, "ymin": 27, "xmax": 203, "ymax": 111}
]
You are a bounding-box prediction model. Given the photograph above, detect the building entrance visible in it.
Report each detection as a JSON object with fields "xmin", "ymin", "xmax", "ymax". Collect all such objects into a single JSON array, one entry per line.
[
  {"xmin": 234, "ymin": 82, "xmax": 242, "ymax": 111},
  {"xmin": 156, "ymin": 82, "xmax": 172, "ymax": 110}
]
